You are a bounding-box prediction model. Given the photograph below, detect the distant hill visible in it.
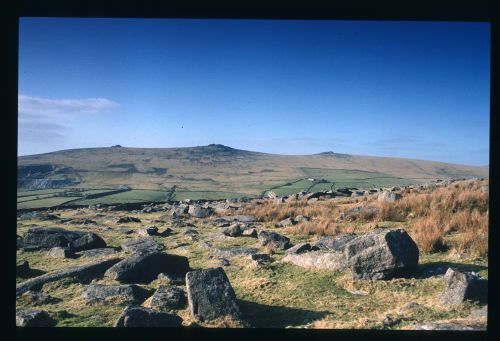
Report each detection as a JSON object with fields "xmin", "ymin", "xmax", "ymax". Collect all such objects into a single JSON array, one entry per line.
[{"xmin": 18, "ymin": 144, "xmax": 488, "ymax": 199}]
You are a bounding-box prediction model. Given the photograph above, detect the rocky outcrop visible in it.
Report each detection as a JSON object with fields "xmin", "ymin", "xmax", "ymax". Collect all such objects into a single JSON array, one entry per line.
[{"xmin": 186, "ymin": 267, "xmax": 241, "ymax": 322}]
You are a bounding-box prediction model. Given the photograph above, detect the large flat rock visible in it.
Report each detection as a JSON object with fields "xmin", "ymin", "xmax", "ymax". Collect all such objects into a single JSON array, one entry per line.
[
  {"xmin": 105, "ymin": 251, "xmax": 190, "ymax": 283},
  {"xmin": 114, "ymin": 306, "xmax": 183, "ymax": 327},
  {"xmin": 16, "ymin": 257, "xmax": 122, "ymax": 296},
  {"xmin": 282, "ymin": 251, "xmax": 347, "ymax": 271},
  {"xmin": 19, "ymin": 227, "xmax": 106, "ymax": 252}
]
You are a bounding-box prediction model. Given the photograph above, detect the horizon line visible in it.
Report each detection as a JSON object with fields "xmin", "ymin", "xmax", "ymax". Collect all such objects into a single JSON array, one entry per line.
[{"xmin": 17, "ymin": 144, "xmax": 489, "ymax": 168}]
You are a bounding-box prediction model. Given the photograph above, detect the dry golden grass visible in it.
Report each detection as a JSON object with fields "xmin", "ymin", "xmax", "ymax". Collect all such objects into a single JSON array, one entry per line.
[
  {"xmin": 376, "ymin": 181, "xmax": 488, "ymax": 257},
  {"xmin": 240, "ymin": 179, "xmax": 488, "ymax": 258}
]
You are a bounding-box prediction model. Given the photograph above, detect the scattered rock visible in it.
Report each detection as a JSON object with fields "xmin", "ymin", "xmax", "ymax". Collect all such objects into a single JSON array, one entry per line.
[
  {"xmin": 16, "ymin": 309, "xmax": 56, "ymax": 327},
  {"xmin": 114, "ymin": 227, "xmax": 135, "ymax": 234},
  {"xmin": 242, "ymin": 228, "xmax": 257, "ymax": 238},
  {"xmin": 439, "ymin": 268, "xmax": 488, "ymax": 306},
  {"xmin": 249, "ymin": 253, "xmax": 272, "ymax": 267},
  {"xmin": 339, "ymin": 206, "xmax": 379, "ymax": 221},
  {"xmin": 114, "ymin": 306, "xmax": 183, "ymax": 327},
  {"xmin": 285, "ymin": 242, "xmax": 311, "ymax": 254},
  {"xmin": 137, "ymin": 226, "xmax": 158, "ymax": 237},
  {"xmin": 184, "ymin": 229, "xmax": 199, "ymax": 236},
  {"xmin": 222, "ymin": 224, "xmax": 243, "ymax": 237},
  {"xmin": 116, "ymin": 216, "xmax": 141, "ymax": 223},
  {"xmin": 169, "ymin": 205, "xmax": 188, "ymax": 216},
  {"xmin": 20, "ymin": 290, "xmax": 57, "ymax": 305},
  {"xmin": 381, "ymin": 315, "xmax": 401, "ymax": 329},
  {"xmin": 378, "ymin": 191, "xmax": 402, "ymax": 203},
  {"xmin": 150, "ymin": 285, "xmax": 187, "ymax": 311},
  {"xmin": 278, "ymin": 217, "xmax": 296, "ymax": 227},
  {"xmin": 121, "ymin": 237, "xmax": 160, "ymax": 253},
  {"xmin": 105, "ymin": 251, "xmax": 190, "ymax": 284},
  {"xmin": 82, "ymin": 284, "xmax": 150, "ymax": 304},
  {"xmin": 17, "ymin": 261, "xmax": 31, "ymax": 277},
  {"xmin": 186, "ymin": 267, "xmax": 241, "ymax": 322},
  {"xmin": 47, "ymin": 247, "xmax": 74, "ymax": 258},
  {"xmin": 257, "ymin": 231, "xmax": 291, "ymax": 250},
  {"xmin": 188, "ymin": 205, "xmax": 212, "ymax": 218},
  {"xmin": 401, "ymin": 302, "xmax": 424, "ymax": 312},
  {"xmin": 294, "ymin": 215, "xmax": 310, "ymax": 223},
  {"xmin": 160, "ymin": 228, "xmax": 173, "ymax": 236}
]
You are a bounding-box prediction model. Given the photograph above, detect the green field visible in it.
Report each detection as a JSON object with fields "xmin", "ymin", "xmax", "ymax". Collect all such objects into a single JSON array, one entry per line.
[
  {"xmin": 17, "ymin": 197, "xmax": 83, "ymax": 209},
  {"xmin": 69, "ymin": 189, "xmax": 171, "ymax": 205},
  {"xmin": 172, "ymin": 190, "xmax": 251, "ymax": 201},
  {"xmin": 268, "ymin": 169, "xmax": 416, "ymax": 196},
  {"xmin": 17, "ymin": 193, "xmax": 61, "ymax": 203},
  {"xmin": 17, "ymin": 188, "xmax": 69, "ymax": 197}
]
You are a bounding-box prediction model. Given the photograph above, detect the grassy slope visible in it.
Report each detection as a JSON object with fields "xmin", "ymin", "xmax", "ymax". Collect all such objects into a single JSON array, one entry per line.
[{"xmin": 18, "ymin": 145, "xmax": 488, "ymax": 204}]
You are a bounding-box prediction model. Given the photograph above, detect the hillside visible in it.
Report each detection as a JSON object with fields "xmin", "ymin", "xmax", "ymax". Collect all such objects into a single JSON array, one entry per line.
[{"xmin": 17, "ymin": 144, "xmax": 488, "ymax": 205}]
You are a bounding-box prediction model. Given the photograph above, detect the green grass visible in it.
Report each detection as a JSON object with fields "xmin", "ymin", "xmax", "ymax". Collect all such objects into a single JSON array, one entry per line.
[
  {"xmin": 17, "ymin": 188, "xmax": 69, "ymax": 197},
  {"xmin": 172, "ymin": 190, "xmax": 250, "ymax": 201},
  {"xmin": 69, "ymin": 189, "xmax": 171, "ymax": 205},
  {"xmin": 17, "ymin": 196, "xmax": 83, "ymax": 209},
  {"xmin": 16, "ymin": 205, "xmax": 488, "ymax": 329},
  {"xmin": 269, "ymin": 169, "xmax": 415, "ymax": 197},
  {"xmin": 17, "ymin": 194, "xmax": 59, "ymax": 203}
]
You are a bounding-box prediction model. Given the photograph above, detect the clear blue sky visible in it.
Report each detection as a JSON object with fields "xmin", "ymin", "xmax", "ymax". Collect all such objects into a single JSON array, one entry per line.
[{"xmin": 18, "ymin": 18, "xmax": 490, "ymax": 166}]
